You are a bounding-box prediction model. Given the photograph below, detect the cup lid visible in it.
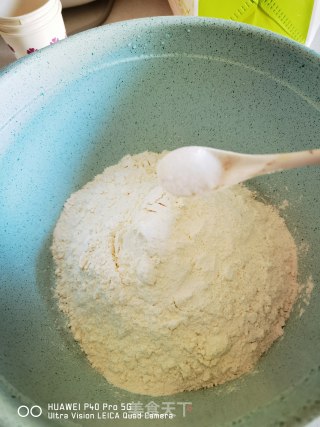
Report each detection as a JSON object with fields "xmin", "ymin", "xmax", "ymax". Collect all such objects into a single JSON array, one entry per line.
[{"xmin": 0, "ymin": 0, "xmax": 58, "ymax": 27}]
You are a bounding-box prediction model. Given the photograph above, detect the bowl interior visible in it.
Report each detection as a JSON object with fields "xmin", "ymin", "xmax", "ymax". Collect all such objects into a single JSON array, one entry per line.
[{"xmin": 0, "ymin": 17, "xmax": 320, "ymax": 427}]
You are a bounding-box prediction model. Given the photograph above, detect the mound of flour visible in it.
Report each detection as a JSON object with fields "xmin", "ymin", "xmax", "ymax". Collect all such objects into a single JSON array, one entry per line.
[{"xmin": 52, "ymin": 151, "xmax": 298, "ymax": 396}]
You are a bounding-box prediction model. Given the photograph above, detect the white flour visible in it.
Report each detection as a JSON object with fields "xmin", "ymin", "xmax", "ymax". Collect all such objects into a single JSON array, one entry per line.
[{"xmin": 52, "ymin": 151, "xmax": 299, "ymax": 396}]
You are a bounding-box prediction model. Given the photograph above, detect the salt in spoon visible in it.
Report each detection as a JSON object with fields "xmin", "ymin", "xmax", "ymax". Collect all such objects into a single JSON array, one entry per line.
[{"xmin": 157, "ymin": 146, "xmax": 320, "ymax": 196}]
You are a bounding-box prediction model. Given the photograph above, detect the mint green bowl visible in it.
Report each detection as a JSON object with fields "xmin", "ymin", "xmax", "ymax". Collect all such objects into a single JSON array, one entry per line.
[{"xmin": 0, "ymin": 17, "xmax": 319, "ymax": 427}]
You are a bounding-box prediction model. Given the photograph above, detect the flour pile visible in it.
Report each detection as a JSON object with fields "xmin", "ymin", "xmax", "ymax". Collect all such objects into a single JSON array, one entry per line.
[{"xmin": 52, "ymin": 151, "xmax": 298, "ymax": 396}]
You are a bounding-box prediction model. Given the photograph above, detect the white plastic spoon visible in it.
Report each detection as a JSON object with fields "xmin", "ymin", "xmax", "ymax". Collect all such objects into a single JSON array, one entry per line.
[{"xmin": 157, "ymin": 146, "xmax": 320, "ymax": 196}]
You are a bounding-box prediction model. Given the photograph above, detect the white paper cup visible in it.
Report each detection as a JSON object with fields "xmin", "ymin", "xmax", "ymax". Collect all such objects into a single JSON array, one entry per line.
[{"xmin": 0, "ymin": 0, "xmax": 66, "ymax": 59}]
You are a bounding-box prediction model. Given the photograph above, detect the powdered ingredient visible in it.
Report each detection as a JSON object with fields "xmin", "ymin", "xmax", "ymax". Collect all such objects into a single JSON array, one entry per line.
[{"xmin": 51, "ymin": 151, "xmax": 299, "ymax": 396}]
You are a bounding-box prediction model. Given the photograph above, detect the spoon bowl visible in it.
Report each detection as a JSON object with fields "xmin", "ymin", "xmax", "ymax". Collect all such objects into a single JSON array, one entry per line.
[{"xmin": 157, "ymin": 146, "xmax": 320, "ymax": 196}]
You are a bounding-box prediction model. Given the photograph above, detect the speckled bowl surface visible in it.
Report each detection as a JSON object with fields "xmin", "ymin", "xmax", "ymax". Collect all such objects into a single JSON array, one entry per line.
[{"xmin": 0, "ymin": 17, "xmax": 319, "ymax": 427}]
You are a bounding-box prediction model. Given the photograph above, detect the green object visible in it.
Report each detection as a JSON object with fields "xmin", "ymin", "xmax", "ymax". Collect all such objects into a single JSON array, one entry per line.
[
  {"xmin": 199, "ymin": 0, "xmax": 314, "ymax": 42},
  {"xmin": 0, "ymin": 17, "xmax": 320, "ymax": 427}
]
